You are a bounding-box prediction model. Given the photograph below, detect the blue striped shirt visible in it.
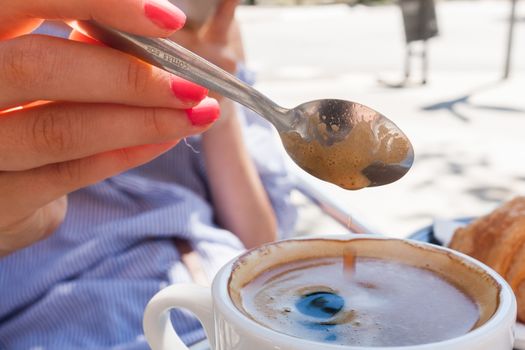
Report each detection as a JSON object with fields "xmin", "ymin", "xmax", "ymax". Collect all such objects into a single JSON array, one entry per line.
[{"xmin": 0, "ymin": 58, "xmax": 297, "ymax": 349}]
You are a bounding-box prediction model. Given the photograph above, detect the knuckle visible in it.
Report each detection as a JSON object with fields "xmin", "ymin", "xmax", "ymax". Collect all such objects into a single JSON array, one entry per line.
[
  {"xmin": 50, "ymin": 160, "xmax": 82, "ymax": 184},
  {"xmin": 30, "ymin": 107, "xmax": 77, "ymax": 156},
  {"xmin": 142, "ymin": 108, "xmax": 170, "ymax": 138},
  {"xmin": 114, "ymin": 148, "xmax": 135, "ymax": 168},
  {"xmin": 0, "ymin": 35, "xmax": 61, "ymax": 89},
  {"xmin": 123, "ymin": 59, "xmax": 151, "ymax": 95}
]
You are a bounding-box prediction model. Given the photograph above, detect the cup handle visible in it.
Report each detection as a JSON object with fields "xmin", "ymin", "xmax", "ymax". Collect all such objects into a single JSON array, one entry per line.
[{"xmin": 143, "ymin": 284, "xmax": 216, "ymax": 350}]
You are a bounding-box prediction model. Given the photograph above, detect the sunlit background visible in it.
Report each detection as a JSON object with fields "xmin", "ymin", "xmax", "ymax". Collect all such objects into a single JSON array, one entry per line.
[{"xmin": 236, "ymin": 0, "xmax": 525, "ymax": 238}]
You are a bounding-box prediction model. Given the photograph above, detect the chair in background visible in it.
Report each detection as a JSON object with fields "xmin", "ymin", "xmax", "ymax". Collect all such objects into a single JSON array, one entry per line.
[{"xmin": 379, "ymin": 0, "xmax": 439, "ymax": 87}]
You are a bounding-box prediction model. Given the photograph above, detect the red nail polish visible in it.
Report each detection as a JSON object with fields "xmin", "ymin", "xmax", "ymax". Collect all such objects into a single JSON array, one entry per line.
[
  {"xmin": 170, "ymin": 76, "xmax": 208, "ymax": 103},
  {"xmin": 186, "ymin": 98, "xmax": 220, "ymax": 126},
  {"xmin": 144, "ymin": 2, "xmax": 186, "ymax": 31}
]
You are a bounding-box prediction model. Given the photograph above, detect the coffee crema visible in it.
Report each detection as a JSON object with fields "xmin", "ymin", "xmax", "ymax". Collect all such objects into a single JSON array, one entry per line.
[
  {"xmin": 239, "ymin": 256, "xmax": 479, "ymax": 346},
  {"xmin": 229, "ymin": 239, "xmax": 501, "ymax": 348}
]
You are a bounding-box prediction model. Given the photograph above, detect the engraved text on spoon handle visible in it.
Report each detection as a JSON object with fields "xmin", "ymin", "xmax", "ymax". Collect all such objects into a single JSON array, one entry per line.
[{"xmin": 76, "ymin": 21, "xmax": 289, "ymax": 130}]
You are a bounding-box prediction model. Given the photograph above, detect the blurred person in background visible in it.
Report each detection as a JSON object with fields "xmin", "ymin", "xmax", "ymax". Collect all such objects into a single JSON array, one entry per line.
[{"xmin": 0, "ymin": 0, "xmax": 296, "ymax": 348}]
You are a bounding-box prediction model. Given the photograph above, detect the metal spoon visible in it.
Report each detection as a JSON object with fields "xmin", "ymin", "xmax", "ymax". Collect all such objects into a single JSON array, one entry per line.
[{"xmin": 76, "ymin": 21, "xmax": 414, "ymax": 190}]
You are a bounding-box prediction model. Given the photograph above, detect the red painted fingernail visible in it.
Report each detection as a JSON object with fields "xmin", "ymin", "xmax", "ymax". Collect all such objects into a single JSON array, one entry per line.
[
  {"xmin": 144, "ymin": 2, "xmax": 186, "ymax": 31},
  {"xmin": 170, "ymin": 76, "xmax": 208, "ymax": 103},
  {"xmin": 186, "ymin": 97, "xmax": 220, "ymax": 126}
]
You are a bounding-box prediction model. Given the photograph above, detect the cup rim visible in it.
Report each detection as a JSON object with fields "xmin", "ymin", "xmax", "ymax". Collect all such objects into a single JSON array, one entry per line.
[{"xmin": 212, "ymin": 235, "xmax": 517, "ymax": 349}]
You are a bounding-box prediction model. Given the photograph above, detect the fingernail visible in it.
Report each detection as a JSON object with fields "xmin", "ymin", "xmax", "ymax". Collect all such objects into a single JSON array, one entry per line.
[
  {"xmin": 170, "ymin": 76, "xmax": 208, "ymax": 103},
  {"xmin": 186, "ymin": 97, "xmax": 220, "ymax": 126},
  {"xmin": 144, "ymin": 1, "xmax": 186, "ymax": 31}
]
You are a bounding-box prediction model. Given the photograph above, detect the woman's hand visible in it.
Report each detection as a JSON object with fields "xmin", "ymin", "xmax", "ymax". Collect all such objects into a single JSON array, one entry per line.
[{"xmin": 0, "ymin": 0, "xmax": 221, "ymax": 256}]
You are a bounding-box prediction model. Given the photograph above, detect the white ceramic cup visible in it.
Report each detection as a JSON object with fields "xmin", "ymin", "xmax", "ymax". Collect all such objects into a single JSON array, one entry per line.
[{"xmin": 143, "ymin": 236, "xmax": 517, "ymax": 350}]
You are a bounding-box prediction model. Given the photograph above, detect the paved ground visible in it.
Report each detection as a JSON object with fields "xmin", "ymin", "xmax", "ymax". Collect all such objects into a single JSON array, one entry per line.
[{"xmin": 237, "ymin": 0, "xmax": 525, "ymax": 238}]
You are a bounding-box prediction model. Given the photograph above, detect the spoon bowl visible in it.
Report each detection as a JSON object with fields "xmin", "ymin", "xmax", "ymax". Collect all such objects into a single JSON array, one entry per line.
[
  {"xmin": 76, "ymin": 21, "xmax": 414, "ymax": 190},
  {"xmin": 280, "ymin": 99, "xmax": 414, "ymax": 189}
]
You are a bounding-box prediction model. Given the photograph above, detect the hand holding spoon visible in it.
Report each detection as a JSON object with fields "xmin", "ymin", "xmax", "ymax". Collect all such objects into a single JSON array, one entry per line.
[{"xmin": 76, "ymin": 21, "xmax": 414, "ymax": 190}]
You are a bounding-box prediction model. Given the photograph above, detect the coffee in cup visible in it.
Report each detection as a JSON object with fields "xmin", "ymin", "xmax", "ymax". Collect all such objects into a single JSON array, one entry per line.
[{"xmin": 229, "ymin": 238, "xmax": 501, "ymax": 347}]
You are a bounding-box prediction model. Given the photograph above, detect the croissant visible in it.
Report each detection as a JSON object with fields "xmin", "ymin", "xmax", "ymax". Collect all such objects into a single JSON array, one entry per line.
[{"xmin": 450, "ymin": 197, "xmax": 525, "ymax": 322}]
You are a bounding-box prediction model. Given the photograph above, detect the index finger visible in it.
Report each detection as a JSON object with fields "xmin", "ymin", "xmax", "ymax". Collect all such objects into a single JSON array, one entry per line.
[{"xmin": 0, "ymin": 0, "xmax": 186, "ymax": 40}]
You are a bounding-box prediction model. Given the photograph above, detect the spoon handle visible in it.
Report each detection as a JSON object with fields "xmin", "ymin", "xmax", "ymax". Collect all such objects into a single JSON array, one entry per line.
[{"xmin": 76, "ymin": 21, "xmax": 289, "ymax": 130}]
